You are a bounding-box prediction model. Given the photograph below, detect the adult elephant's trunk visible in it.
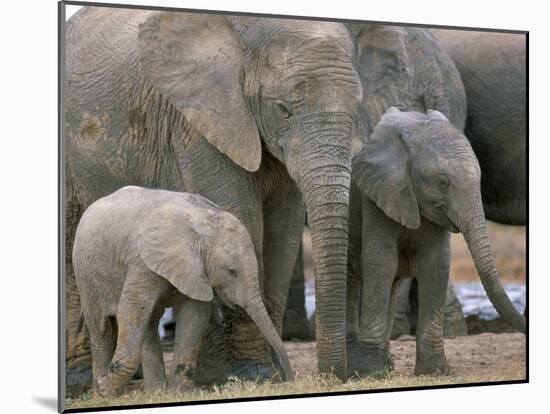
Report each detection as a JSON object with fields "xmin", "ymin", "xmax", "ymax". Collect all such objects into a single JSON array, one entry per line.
[
  {"xmin": 456, "ymin": 200, "xmax": 526, "ymax": 333},
  {"xmin": 288, "ymin": 112, "xmax": 353, "ymax": 381},
  {"xmin": 244, "ymin": 295, "xmax": 294, "ymax": 381}
]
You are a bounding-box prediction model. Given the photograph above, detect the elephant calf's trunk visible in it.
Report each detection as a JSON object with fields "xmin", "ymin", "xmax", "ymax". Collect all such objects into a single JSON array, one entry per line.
[
  {"xmin": 462, "ymin": 213, "xmax": 526, "ymax": 333},
  {"xmin": 245, "ymin": 297, "xmax": 294, "ymax": 381}
]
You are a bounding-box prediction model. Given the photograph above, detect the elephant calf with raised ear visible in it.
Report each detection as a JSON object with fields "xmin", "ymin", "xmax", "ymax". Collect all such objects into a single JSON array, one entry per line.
[
  {"xmin": 349, "ymin": 107, "xmax": 526, "ymax": 377},
  {"xmin": 72, "ymin": 186, "xmax": 293, "ymax": 397}
]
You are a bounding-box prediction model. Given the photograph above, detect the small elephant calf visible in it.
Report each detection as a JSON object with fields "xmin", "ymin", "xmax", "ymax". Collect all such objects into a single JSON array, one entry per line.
[
  {"xmin": 73, "ymin": 186, "xmax": 293, "ymax": 397},
  {"xmin": 347, "ymin": 107, "xmax": 525, "ymax": 377}
]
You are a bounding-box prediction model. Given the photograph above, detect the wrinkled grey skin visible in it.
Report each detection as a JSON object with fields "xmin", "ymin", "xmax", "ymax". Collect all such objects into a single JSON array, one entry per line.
[
  {"xmin": 73, "ymin": 187, "xmax": 293, "ymax": 398},
  {"xmin": 348, "ymin": 108, "xmax": 525, "ymax": 377},
  {"xmin": 66, "ymin": 7, "xmax": 362, "ymax": 392},
  {"xmin": 433, "ymin": 30, "xmax": 526, "ymax": 225},
  {"xmin": 281, "ymin": 25, "xmax": 468, "ymax": 344}
]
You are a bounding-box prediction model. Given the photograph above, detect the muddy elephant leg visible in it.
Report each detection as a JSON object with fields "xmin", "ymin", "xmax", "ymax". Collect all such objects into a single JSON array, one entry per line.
[
  {"xmin": 95, "ymin": 270, "xmax": 164, "ymax": 397},
  {"xmin": 141, "ymin": 308, "xmax": 166, "ymax": 392},
  {"xmin": 65, "ymin": 176, "xmax": 93, "ymax": 397},
  {"xmin": 168, "ymin": 300, "xmax": 211, "ymax": 393},
  {"xmin": 282, "ymin": 241, "xmax": 313, "ymax": 340},
  {"xmin": 415, "ymin": 234, "xmax": 451, "ymax": 376}
]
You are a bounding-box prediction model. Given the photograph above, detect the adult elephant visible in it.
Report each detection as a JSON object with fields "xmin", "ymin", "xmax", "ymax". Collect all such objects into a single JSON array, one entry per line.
[
  {"xmin": 433, "ymin": 30, "xmax": 527, "ymax": 225},
  {"xmin": 65, "ymin": 7, "xmax": 363, "ymax": 395}
]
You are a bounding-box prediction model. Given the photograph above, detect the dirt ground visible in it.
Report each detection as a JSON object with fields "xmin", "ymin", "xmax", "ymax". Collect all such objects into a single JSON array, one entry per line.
[
  {"xmin": 286, "ymin": 333, "xmax": 525, "ymax": 379},
  {"xmin": 303, "ymin": 221, "xmax": 526, "ymax": 283}
]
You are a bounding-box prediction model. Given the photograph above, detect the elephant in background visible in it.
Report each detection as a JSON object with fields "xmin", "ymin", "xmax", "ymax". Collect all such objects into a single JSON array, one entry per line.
[
  {"xmin": 65, "ymin": 7, "xmax": 363, "ymax": 395},
  {"xmin": 433, "ymin": 30, "xmax": 526, "ymax": 225},
  {"xmin": 73, "ymin": 187, "xmax": 292, "ymax": 397},
  {"xmin": 349, "ymin": 108, "xmax": 525, "ymax": 377}
]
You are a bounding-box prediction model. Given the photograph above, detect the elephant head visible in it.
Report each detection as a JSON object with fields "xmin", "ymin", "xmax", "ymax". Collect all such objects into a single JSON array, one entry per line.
[
  {"xmin": 137, "ymin": 12, "xmax": 363, "ymax": 379},
  {"xmin": 138, "ymin": 205, "xmax": 293, "ymax": 381},
  {"xmin": 208, "ymin": 213, "xmax": 294, "ymax": 381},
  {"xmin": 350, "ymin": 24, "xmax": 467, "ymax": 132},
  {"xmin": 353, "ymin": 107, "xmax": 526, "ymax": 333}
]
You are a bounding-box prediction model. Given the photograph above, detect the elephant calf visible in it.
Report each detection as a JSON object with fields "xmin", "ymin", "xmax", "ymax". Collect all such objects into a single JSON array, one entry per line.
[
  {"xmin": 72, "ymin": 186, "xmax": 293, "ymax": 397},
  {"xmin": 348, "ymin": 107, "xmax": 525, "ymax": 377}
]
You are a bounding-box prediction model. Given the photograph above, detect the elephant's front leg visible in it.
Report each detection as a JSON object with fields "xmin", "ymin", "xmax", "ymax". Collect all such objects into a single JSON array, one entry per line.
[
  {"xmin": 263, "ymin": 187, "xmax": 305, "ymax": 335},
  {"xmin": 351, "ymin": 200, "xmax": 400, "ymax": 378},
  {"xmin": 414, "ymin": 231, "xmax": 451, "ymax": 376},
  {"xmin": 168, "ymin": 300, "xmax": 211, "ymax": 393},
  {"xmin": 262, "ymin": 188, "xmax": 305, "ymax": 379},
  {"xmin": 355, "ymin": 238, "xmax": 398, "ymax": 378}
]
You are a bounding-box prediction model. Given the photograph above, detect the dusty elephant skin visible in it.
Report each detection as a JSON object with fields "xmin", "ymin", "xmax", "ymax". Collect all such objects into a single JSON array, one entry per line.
[
  {"xmin": 73, "ymin": 187, "xmax": 293, "ymax": 398},
  {"xmin": 348, "ymin": 108, "xmax": 525, "ymax": 378},
  {"xmin": 65, "ymin": 7, "xmax": 363, "ymax": 393},
  {"xmin": 434, "ymin": 30, "xmax": 526, "ymax": 225}
]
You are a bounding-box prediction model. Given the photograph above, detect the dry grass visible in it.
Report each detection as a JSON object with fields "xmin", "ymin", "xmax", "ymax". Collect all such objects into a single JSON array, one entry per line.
[
  {"xmin": 65, "ymin": 370, "xmax": 525, "ymax": 410},
  {"xmin": 66, "ymin": 333, "xmax": 526, "ymax": 411}
]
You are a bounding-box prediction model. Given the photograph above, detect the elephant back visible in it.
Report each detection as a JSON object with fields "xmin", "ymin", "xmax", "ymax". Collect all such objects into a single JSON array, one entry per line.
[{"xmin": 66, "ymin": 7, "xmax": 149, "ymax": 135}]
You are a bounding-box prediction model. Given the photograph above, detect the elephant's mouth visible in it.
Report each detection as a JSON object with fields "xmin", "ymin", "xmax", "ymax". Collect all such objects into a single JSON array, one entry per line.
[
  {"xmin": 215, "ymin": 291, "xmax": 236, "ymax": 311},
  {"xmin": 446, "ymin": 215, "xmax": 460, "ymax": 233}
]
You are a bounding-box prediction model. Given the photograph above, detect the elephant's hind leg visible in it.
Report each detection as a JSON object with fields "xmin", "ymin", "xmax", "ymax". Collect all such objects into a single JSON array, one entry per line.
[
  {"xmin": 96, "ymin": 269, "xmax": 166, "ymax": 397},
  {"xmin": 141, "ymin": 307, "xmax": 167, "ymax": 392},
  {"xmin": 88, "ymin": 316, "xmax": 117, "ymax": 384}
]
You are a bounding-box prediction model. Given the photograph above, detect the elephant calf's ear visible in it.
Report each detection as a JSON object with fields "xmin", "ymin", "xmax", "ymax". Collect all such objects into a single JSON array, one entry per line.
[
  {"xmin": 138, "ymin": 12, "xmax": 262, "ymax": 172},
  {"xmin": 353, "ymin": 110, "xmax": 421, "ymax": 229},
  {"xmin": 138, "ymin": 204, "xmax": 213, "ymax": 302}
]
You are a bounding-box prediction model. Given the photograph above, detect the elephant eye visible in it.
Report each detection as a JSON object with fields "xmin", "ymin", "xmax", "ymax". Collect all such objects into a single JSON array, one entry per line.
[
  {"xmin": 439, "ymin": 174, "xmax": 450, "ymax": 190},
  {"xmin": 274, "ymin": 100, "xmax": 292, "ymax": 119}
]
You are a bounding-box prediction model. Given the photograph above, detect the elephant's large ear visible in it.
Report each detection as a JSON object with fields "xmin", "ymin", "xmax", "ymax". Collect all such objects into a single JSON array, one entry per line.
[
  {"xmin": 138, "ymin": 204, "xmax": 213, "ymax": 302},
  {"xmin": 138, "ymin": 12, "xmax": 261, "ymax": 172},
  {"xmin": 352, "ymin": 107, "xmax": 421, "ymax": 229},
  {"xmin": 354, "ymin": 25, "xmax": 413, "ymax": 126}
]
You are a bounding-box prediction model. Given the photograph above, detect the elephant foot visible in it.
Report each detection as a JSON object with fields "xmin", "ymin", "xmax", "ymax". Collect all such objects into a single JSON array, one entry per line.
[
  {"xmin": 167, "ymin": 364, "xmax": 195, "ymax": 394},
  {"xmin": 415, "ymin": 352, "xmax": 450, "ymax": 376},
  {"xmin": 282, "ymin": 310, "xmax": 313, "ymax": 341},
  {"xmin": 66, "ymin": 363, "xmax": 93, "ymax": 398},
  {"xmin": 93, "ymin": 376, "xmax": 122, "ymax": 399},
  {"xmin": 347, "ymin": 338, "xmax": 393, "ymax": 379},
  {"xmin": 228, "ymin": 358, "xmax": 276, "ymax": 382}
]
